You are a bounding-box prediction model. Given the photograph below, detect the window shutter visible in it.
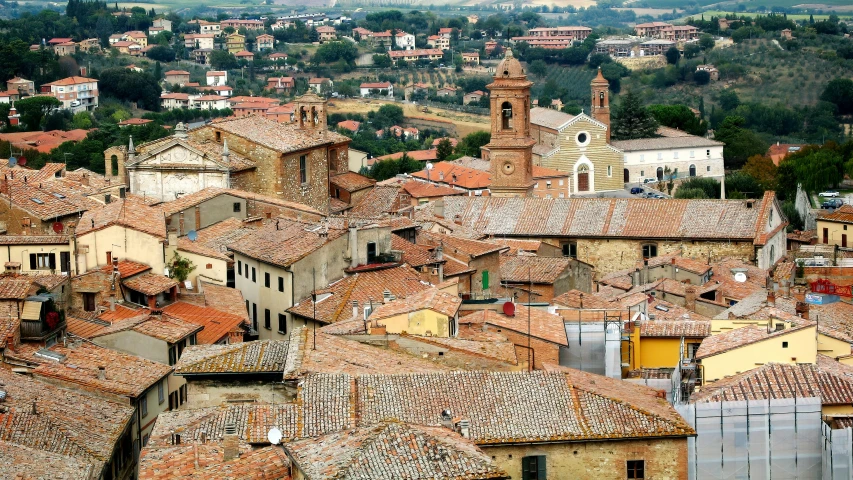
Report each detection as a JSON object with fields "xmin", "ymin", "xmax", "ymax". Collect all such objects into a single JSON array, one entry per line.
[
  {"xmin": 482, "ymin": 270, "xmax": 489, "ymax": 290},
  {"xmin": 521, "ymin": 456, "xmax": 532, "ymax": 480},
  {"xmin": 48, "ymin": 253, "xmax": 56, "ymax": 270},
  {"xmin": 536, "ymin": 456, "xmax": 546, "ymax": 479},
  {"xmin": 60, "ymin": 252, "xmax": 70, "ymax": 273},
  {"xmin": 29, "ymin": 254, "xmax": 37, "ymax": 270}
]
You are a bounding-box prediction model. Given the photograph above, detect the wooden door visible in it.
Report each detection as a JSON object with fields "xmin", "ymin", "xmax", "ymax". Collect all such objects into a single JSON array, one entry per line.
[{"xmin": 577, "ymin": 172, "xmax": 589, "ymax": 192}]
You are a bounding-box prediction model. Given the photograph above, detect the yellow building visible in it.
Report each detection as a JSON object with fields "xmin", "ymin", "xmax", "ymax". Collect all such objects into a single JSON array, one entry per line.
[
  {"xmin": 816, "ymin": 204, "xmax": 853, "ymax": 248},
  {"xmin": 696, "ymin": 323, "xmax": 817, "ymax": 385},
  {"xmin": 0, "ymin": 235, "xmax": 76, "ymax": 275},
  {"xmin": 226, "ymin": 33, "xmax": 246, "ymax": 54},
  {"xmin": 628, "ymin": 320, "xmax": 710, "ymax": 371},
  {"xmin": 367, "ymin": 287, "xmax": 461, "ymax": 337}
]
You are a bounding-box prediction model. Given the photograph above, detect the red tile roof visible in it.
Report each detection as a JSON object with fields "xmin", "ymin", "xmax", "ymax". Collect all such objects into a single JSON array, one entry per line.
[
  {"xmin": 460, "ymin": 306, "xmax": 569, "ymax": 345},
  {"xmin": 101, "ymin": 260, "xmax": 151, "ymax": 278},
  {"xmin": 123, "ymin": 273, "xmax": 178, "ymax": 296},
  {"xmin": 76, "ymin": 197, "xmax": 166, "ymax": 238},
  {"xmin": 329, "ymin": 172, "xmax": 375, "ymax": 192},
  {"xmin": 161, "ymin": 300, "xmax": 246, "ymax": 344},
  {"xmin": 696, "ymin": 323, "xmax": 813, "ymax": 359},
  {"xmin": 402, "ymin": 180, "xmax": 465, "ymax": 198},
  {"xmin": 175, "ymin": 339, "xmax": 288, "ymax": 374},
  {"xmin": 411, "ymin": 162, "xmax": 491, "ymax": 190},
  {"xmin": 91, "ymin": 312, "xmax": 202, "ymax": 343},
  {"xmin": 500, "ymin": 255, "xmax": 573, "ymax": 284},
  {"xmin": 368, "ymin": 287, "xmax": 461, "ymax": 321}
]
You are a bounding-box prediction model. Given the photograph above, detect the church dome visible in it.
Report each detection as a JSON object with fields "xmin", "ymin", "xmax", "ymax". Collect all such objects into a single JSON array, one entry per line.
[{"xmin": 494, "ymin": 49, "xmax": 526, "ymax": 79}]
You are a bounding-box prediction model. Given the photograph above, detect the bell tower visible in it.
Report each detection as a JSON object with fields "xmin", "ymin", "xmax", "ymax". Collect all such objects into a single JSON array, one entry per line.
[
  {"xmin": 591, "ymin": 68, "xmax": 611, "ymax": 143},
  {"xmin": 485, "ymin": 49, "xmax": 535, "ymax": 197},
  {"xmin": 294, "ymin": 91, "xmax": 327, "ymax": 131}
]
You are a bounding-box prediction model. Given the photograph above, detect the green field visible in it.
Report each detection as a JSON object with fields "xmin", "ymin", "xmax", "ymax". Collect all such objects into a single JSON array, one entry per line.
[{"xmin": 679, "ymin": 9, "xmax": 853, "ymax": 22}]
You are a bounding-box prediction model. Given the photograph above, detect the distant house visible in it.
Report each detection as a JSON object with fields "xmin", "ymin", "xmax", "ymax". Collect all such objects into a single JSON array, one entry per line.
[
  {"xmin": 164, "ymin": 70, "xmax": 190, "ymax": 86},
  {"xmin": 184, "ymin": 33, "xmax": 215, "ymax": 50},
  {"xmin": 225, "ymin": 33, "xmax": 245, "ymax": 53},
  {"xmin": 266, "ymin": 76, "xmax": 295, "ymax": 93},
  {"xmin": 781, "ymin": 28, "xmax": 792, "ymax": 40},
  {"xmin": 256, "ymin": 33, "xmax": 275, "ymax": 50},
  {"xmin": 395, "ymin": 31, "xmax": 415, "ymax": 50},
  {"xmin": 206, "ymin": 70, "xmax": 227, "ymax": 86},
  {"xmin": 234, "ymin": 50, "xmax": 255, "ymax": 62},
  {"xmin": 153, "ymin": 18, "xmax": 172, "ymax": 31},
  {"xmin": 112, "ymin": 41, "xmax": 142, "ymax": 56},
  {"xmin": 360, "ymin": 81, "xmax": 393, "ymax": 97},
  {"xmin": 316, "ymin": 25, "xmax": 337, "ymax": 43},
  {"xmin": 463, "ymin": 90, "xmax": 486, "ymax": 105},
  {"xmin": 436, "ymin": 86, "xmax": 458, "ymax": 97},
  {"xmin": 309, "ymin": 77, "xmax": 332, "ymax": 94},
  {"xmin": 337, "ymin": 119, "xmax": 361, "ymax": 133},
  {"xmin": 53, "ymin": 41, "xmax": 77, "ymax": 56},
  {"xmin": 696, "ymin": 64, "xmax": 719, "ymax": 81},
  {"xmin": 389, "ymin": 48, "xmax": 443, "ymax": 63},
  {"xmin": 427, "ymin": 35, "xmax": 449, "ymax": 50},
  {"xmin": 42, "ymin": 76, "xmax": 99, "ymax": 112},
  {"xmin": 461, "ymin": 51, "xmax": 480, "ymax": 65}
]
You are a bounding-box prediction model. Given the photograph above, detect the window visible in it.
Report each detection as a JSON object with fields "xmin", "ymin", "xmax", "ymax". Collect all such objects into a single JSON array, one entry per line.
[
  {"xmin": 640, "ymin": 170, "xmax": 645, "ymax": 177},
  {"xmin": 706, "ymin": 165, "xmax": 711, "ymax": 172},
  {"xmin": 215, "ymin": 131, "xmax": 221, "ymax": 143},
  {"xmin": 278, "ymin": 313, "xmax": 287, "ymax": 334},
  {"xmin": 534, "ymin": 182, "xmax": 539, "ymax": 189},
  {"xmin": 607, "ymin": 165, "xmax": 612, "ymax": 177},
  {"xmin": 30, "ymin": 253, "xmax": 56, "ymax": 270},
  {"xmin": 245, "ymin": 300, "xmax": 249, "ymax": 314},
  {"xmin": 546, "ymin": 181, "xmax": 551, "ymax": 188},
  {"xmin": 690, "ymin": 150, "xmax": 695, "ymax": 158},
  {"xmin": 299, "ymin": 155, "xmax": 307, "ymax": 184},
  {"xmin": 640, "ymin": 154, "xmax": 645, "ymax": 162},
  {"xmin": 265, "ymin": 272, "xmax": 270, "ymax": 288},
  {"xmin": 482, "ymin": 270, "xmax": 490, "ymax": 290},
  {"xmin": 264, "ymin": 309, "xmax": 271, "ymax": 329},
  {"xmin": 783, "ymin": 341, "xmax": 788, "ymax": 348},
  {"xmin": 189, "ymin": 334, "xmax": 197, "ymax": 345},
  {"xmin": 521, "ymin": 455, "xmax": 546, "ymax": 480},
  {"xmin": 251, "ymin": 267, "xmax": 256, "ymax": 282},
  {"xmin": 501, "ymin": 101, "xmax": 513, "ymax": 130},
  {"xmin": 83, "ymin": 293, "xmax": 96, "ymax": 312},
  {"xmin": 562, "ymin": 242, "xmax": 578, "ymax": 258},
  {"xmin": 237, "ymin": 260, "xmax": 242, "ymax": 275},
  {"xmin": 367, "ymin": 242, "xmax": 377, "ymax": 263},
  {"xmin": 576, "ymin": 132, "xmax": 589, "ymax": 146},
  {"xmin": 168, "ymin": 346, "xmax": 177, "ymax": 366},
  {"xmin": 558, "ymin": 179, "xmax": 563, "ymax": 186},
  {"xmin": 252, "ymin": 303, "xmax": 258, "ymax": 330},
  {"xmin": 233, "ymin": 202, "xmax": 241, "ymax": 212},
  {"xmin": 158, "ymin": 380, "xmax": 165, "ymax": 404},
  {"xmin": 140, "ymin": 396, "xmax": 148, "ymax": 418},
  {"xmin": 278, "ymin": 276, "xmax": 284, "ymax": 292},
  {"xmin": 657, "ymin": 152, "xmax": 663, "ymax": 160},
  {"xmin": 673, "ymin": 151, "xmax": 679, "ymax": 159},
  {"xmin": 689, "ymin": 164, "xmax": 696, "ymax": 177},
  {"xmin": 627, "ymin": 460, "xmax": 644, "ymax": 479},
  {"xmin": 642, "ymin": 244, "xmax": 658, "ymax": 259}
]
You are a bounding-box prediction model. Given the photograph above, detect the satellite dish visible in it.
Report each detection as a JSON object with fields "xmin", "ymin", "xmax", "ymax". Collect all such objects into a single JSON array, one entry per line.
[
  {"xmin": 425, "ymin": 162, "xmax": 434, "ymax": 170},
  {"xmin": 734, "ymin": 272, "xmax": 747, "ymax": 283},
  {"xmin": 52, "ymin": 222, "xmax": 63, "ymax": 234},
  {"xmin": 17, "ymin": 157, "xmax": 26, "ymax": 166},
  {"xmin": 502, "ymin": 301, "xmax": 515, "ymax": 317},
  {"xmin": 8, "ymin": 157, "xmax": 16, "ymax": 167},
  {"xmin": 267, "ymin": 427, "xmax": 282, "ymax": 445},
  {"xmin": 187, "ymin": 230, "xmax": 198, "ymax": 242}
]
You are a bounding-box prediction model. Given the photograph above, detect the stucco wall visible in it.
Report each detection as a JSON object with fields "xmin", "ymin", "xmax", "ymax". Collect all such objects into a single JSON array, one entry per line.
[{"xmin": 183, "ymin": 379, "xmax": 291, "ymax": 409}]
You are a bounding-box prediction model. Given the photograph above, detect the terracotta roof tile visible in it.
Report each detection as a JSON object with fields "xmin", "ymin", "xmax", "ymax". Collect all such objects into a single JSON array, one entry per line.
[
  {"xmin": 819, "ymin": 204, "xmax": 853, "ymax": 224},
  {"xmin": 460, "ymin": 307, "xmax": 568, "ymax": 345},
  {"xmin": 123, "ymin": 273, "xmax": 178, "ymax": 296},
  {"xmin": 374, "ymin": 149, "xmax": 437, "ymax": 163},
  {"xmin": 229, "ymin": 219, "xmax": 346, "ymax": 268},
  {"xmin": 0, "ymin": 277, "xmax": 34, "ymax": 299},
  {"xmin": 409, "ymin": 334, "xmax": 518, "ymax": 366},
  {"xmin": 402, "ymin": 180, "xmax": 465, "ymax": 198},
  {"xmin": 206, "ymin": 115, "xmax": 349, "ymax": 154},
  {"xmin": 285, "ymin": 421, "xmax": 507, "ymax": 480},
  {"xmin": 695, "ymin": 323, "xmax": 813, "ymax": 359},
  {"xmin": 101, "ymin": 260, "xmax": 151, "ymax": 278},
  {"xmin": 349, "ymin": 186, "xmax": 404, "ymax": 216},
  {"xmin": 330, "ymin": 172, "xmax": 375, "ymax": 192},
  {"xmin": 91, "ymin": 312, "xmax": 202, "ymax": 343},
  {"xmin": 175, "ymin": 340, "xmax": 288, "ymax": 374},
  {"xmin": 691, "ymin": 355, "xmax": 853, "ymax": 405},
  {"xmin": 65, "ymin": 316, "xmax": 108, "ymax": 338},
  {"xmin": 500, "ymin": 255, "xmax": 572, "ymax": 284},
  {"xmin": 0, "ymin": 441, "xmax": 98, "ymax": 479},
  {"xmin": 139, "ymin": 444, "xmax": 290, "ymax": 480},
  {"xmin": 27, "ymin": 341, "xmax": 172, "ymax": 398},
  {"xmin": 419, "ymin": 231, "xmax": 506, "ymax": 258},
  {"xmin": 177, "ymin": 217, "xmax": 256, "ymax": 262},
  {"xmin": 411, "ymin": 162, "xmax": 491, "ymax": 190},
  {"xmin": 162, "ymin": 300, "xmax": 246, "ymax": 344},
  {"xmin": 77, "ymin": 197, "xmax": 166, "ymax": 238},
  {"xmin": 368, "ymin": 287, "xmax": 461, "ymax": 321},
  {"xmin": 391, "ymin": 234, "xmax": 435, "ymax": 267},
  {"xmin": 0, "ymin": 234, "xmax": 69, "ymax": 245},
  {"xmin": 0, "ymin": 368, "xmax": 134, "ymax": 476},
  {"xmin": 639, "ymin": 320, "xmax": 710, "ymax": 337},
  {"xmin": 160, "ymin": 187, "xmax": 320, "ymax": 217},
  {"xmin": 201, "ymin": 282, "xmax": 250, "ymax": 321}
]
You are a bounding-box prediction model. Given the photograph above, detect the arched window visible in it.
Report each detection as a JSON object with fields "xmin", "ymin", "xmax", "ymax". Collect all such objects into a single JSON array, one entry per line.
[
  {"xmin": 769, "ymin": 244, "xmax": 776, "ymax": 265},
  {"xmin": 656, "ymin": 167, "xmax": 664, "ymax": 181},
  {"xmin": 577, "ymin": 164, "xmax": 590, "ymax": 192},
  {"xmin": 300, "ymin": 107, "xmax": 308, "ymax": 125},
  {"xmin": 110, "ymin": 155, "xmax": 118, "ymax": 176},
  {"xmin": 689, "ymin": 164, "xmax": 696, "ymax": 177},
  {"xmin": 501, "ymin": 101, "xmax": 513, "ymax": 130},
  {"xmin": 607, "ymin": 165, "xmax": 612, "ymax": 177},
  {"xmin": 599, "ymin": 91, "xmax": 605, "ymax": 108}
]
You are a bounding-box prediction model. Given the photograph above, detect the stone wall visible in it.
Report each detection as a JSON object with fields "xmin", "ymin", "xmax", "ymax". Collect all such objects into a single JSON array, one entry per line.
[
  {"xmin": 183, "ymin": 379, "xmax": 292, "ymax": 409},
  {"xmin": 483, "ymin": 437, "xmax": 688, "ymax": 480},
  {"xmin": 795, "ymin": 184, "xmax": 816, "ymax": 231}
]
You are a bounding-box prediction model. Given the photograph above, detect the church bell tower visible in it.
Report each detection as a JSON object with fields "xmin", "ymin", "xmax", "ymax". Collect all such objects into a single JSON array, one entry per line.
[
  {"xmin": 591, "ymin": 68, "xmax": 611, "ymax": 143},
  {"xmin": 485, "ymin": 49, "xmax": 536, "ymax": 197}
]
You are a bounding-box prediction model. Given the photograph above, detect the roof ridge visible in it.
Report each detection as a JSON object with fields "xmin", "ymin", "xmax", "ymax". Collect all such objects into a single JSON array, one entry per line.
[{"xmin": 571, "ymin": 382, "xmax": 693, "ymax": 434}]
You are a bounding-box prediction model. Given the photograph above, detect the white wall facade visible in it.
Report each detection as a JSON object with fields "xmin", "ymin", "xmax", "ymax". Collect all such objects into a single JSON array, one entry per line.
[{"xmin": 622, "ymin": 144, "xmax": 724, "ymax": 184}]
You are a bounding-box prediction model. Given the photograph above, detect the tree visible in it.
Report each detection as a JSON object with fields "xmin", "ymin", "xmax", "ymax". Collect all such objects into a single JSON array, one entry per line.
[
  {"xmin": 434, "ymin": 139, "xmax": 453, "ymax": 161},
  {"xmin": 312, "ymin": 41, "xmax": 358, "ymax": 65},
  {"xmin": 58, "ymin": 56, "xmax": 80, "ymax": 77},
  {"xmin": 718, "ymin": 88, "xmax": 740, "ymax": 111},
  {"xmin": 168, "ymin": 252, "xmax": 196, "ymax": 283},
  {"xmin": 611, "ymin": 90, "xmax": 659, "ymax": 140},
  {"xmin": 648, "ymin": 104, "xmax": 707, "ymax": 136},
  {"xmin": 208, "ymin": 50, "xmax": 239, "ymax": 70},
  {"xmin": 15, "ymin": 96, "xmax": 61, "ymax": 130},
  {"xmin": 455, "ymin": 130, "xmax": 490, "ymax": 157},
  {"xmin": 699, "ymin": 34, "xmax": 715, "ymax": 51},
  {"xmin": 373, "ymin": 54, "xmax": 391, "ymax": 68},
  {"xmin": 694, "ymin": 70, "xmax": 711, "ymax": 85},
  {"xmin": 665, "ymin": 46, "xmax": 680, "ymax": 65},
  {"xmin": 683, "ymin": 43, "xmax": 702, "ymax": 59},
  {"xmin": 529, "ymin": 59, "xmax": 547, "ymax": 78},
  {"xmin": 820, "ymin": 78, "xmax": 853, "ymax": 116},
  {"xmin": 146, "ymin": 45, "xmax": 176, "ymax": 62},
  {"xmin": 677, "ymin": 177, "xmax": 721, "ymax": 199},
  {"xmin": 741, "ymin": 154, "xmax": 778, "ymax": 191},
  {"xmin": 71, "ymin": 111, "xmax": 93, "ymax": 129},
  {"xmin": 98, "ymin": 68, "xmax": 163, "ymax": 111},
  {"xmin": 714, "ymin": 116, "xmax": 769, "ymax": 169},
  {"xmin": 674, "ymin": 187, "xmax": 710, "ymax": 199}
]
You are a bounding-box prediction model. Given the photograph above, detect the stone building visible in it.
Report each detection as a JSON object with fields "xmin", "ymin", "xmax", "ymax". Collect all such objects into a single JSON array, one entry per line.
[{"xmin": 482, "ymin": 50, "xmax": 536, "ymax": 197}]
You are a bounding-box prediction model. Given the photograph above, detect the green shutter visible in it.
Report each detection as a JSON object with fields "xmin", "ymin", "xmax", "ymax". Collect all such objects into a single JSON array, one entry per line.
[
  {"xmin": 536, "ymin": 455, "xmax": 546, "ymax": 479},
  {"xmin": 482, "ymin": 270, "xmax": 489, "ymax": 290},
  {"xmin": 521, "ymin": 456, "xmax": 532, "ymax": 480}
]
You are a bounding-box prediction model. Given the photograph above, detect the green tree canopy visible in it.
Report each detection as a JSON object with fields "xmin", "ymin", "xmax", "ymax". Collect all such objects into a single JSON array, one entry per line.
[
  {"xmin": 820, "ymin": 78, "xmax": 853, "ymax": 116},
  {"xmin": 714, "ymin": 116, "xmax": 769, "ymax": 170},
  {"xmin": 15, "ymin": 96, "xmax": 61, "ymax": 130},
  {"xmin": 208, "ymin": 50, "xmax": 239, "ymax": 70},
  {"xmin": 665, "ymin": 46, "xmax": 680, "ymax": 65},
  {"xmin": 647, "ymin": 104, "xmax": 707, "ymax": 136},
  {"xmin": 455, "ymin": 130, "xmax": 491, "ymax": 157},
  {"xmin": 98, "ymin": 68, "xmax": 162, "ymax": 111},
  {"xmin": 313, "ymin": 41, "xmax": 359, "ymax": 65},
  {"xmin": 611, "ymin": 90, "xmax": 659, "ymax": 140},
  {"xmin": 436, "ymin": 138, "xmax": 454, "ymax": 161}
]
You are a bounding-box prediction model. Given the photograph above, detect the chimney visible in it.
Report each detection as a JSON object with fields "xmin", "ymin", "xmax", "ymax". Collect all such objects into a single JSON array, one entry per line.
[
  {"xmin": 179, "ymin": 212, "xmax": 185, "ymax": 236},
  {"xmin": 97, "ymin": 366, "xmax": 106, "ymax": 380},
  {"xmin": 767, "ymin": 290, "xmax": 776, "ymax": 307},
  {"xmin": 106, "ymin": 251, "xmax": 112, "ymax": 265},
  {"xmin": 781, "ymin": 279, "xmax": 791, "ymax": 297},
  {"xmin": 81, "ymin": 173, "xmax": 89, "ymax": 187},
  {"xmin": 31, "ymin": 401, "xmax": 37, "ymax": 415},
  {"xmin": 5, "ymin": 333, "xmax": 15, "ymax": 353},
  {"xmin": 348, "ymin": 225, "xmax": 358, "ymax": 268},
  {"xmin": 434, "ymin": 198, "xmax": 444, "ymax": 218},
  {"xmin": 685, "ymin": 285, "xmax": 697, "ymax": 312},
  {"xmin": 195, "ymin": 206, "xmax": 201, "ymax": 230},
  {"xmin": 352, "ymin": 300, "xmax": 359, "ymax": 320},
  {"xmin": 795, "ymin": 301, "xmax": 809, "ymax": 320},
  {"xmin": 671, "ymin": 257, "xmax": 677, "ymax": 278},
  {"xmin": 457, "ymin": 419, "xmax": 470, "ymax": 439},
  {"xmin": 104, "ymin": 193, "xmax": 111, "ymax": 204},
  {"xmin": 383, "ymin": 289, "xmax": 392, "ymax": 303},
  {"xmin": 223, "ymin": 423, "xmax": 239, "ymax": 462},
  {"xmin": 119, "ymin": 187, "xmax": 126, "ymax": 199}
]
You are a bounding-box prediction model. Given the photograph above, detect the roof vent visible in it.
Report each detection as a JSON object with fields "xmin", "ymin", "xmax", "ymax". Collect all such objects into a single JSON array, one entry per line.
[{"xmin": 224, "ymin": 423, "xmax": 238, "ymax": 436}]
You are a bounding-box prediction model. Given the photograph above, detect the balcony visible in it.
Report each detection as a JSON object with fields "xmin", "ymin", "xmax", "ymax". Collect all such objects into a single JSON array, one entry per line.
[
  {"xmin": 20, "ymin": 317, "xmax": 66, "ymax": 340},
  {"xmin": 20, "ymin": 295, "xmax": 66, "ymax": 341}
]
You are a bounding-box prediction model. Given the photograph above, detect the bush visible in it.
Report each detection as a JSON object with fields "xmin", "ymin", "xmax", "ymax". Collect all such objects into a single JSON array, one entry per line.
[
  {"xmin": 677, "ymin": 177, "xmax": 721, "ymax": 199},
  {"xmin": 674, "ymin": 187, "xmax": 709, "ymax": 199}
]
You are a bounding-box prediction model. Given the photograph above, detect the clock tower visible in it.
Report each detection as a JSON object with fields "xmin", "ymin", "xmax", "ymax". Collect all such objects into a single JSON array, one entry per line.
[{"xmin": 485, "ymin": 49, "xmax": 535, "ymax": 197}]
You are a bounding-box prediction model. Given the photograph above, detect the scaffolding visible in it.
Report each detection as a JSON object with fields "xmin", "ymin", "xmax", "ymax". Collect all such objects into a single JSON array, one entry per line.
[
  {"xmin": 556, "ymin": 308, "xmax": 629, "ymax": 378},
  {"xmin": 822, "ymin": 423, "xmax": 853, "ymax": 479},
  {"xmin": 675, "ymin": 397, "xmax": 823, "ymax": 479}
]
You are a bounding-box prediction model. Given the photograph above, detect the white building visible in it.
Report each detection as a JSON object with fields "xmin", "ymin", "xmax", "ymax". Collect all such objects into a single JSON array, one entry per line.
[
  {"xmin": 184, "ymin": 34, "xmax": 215, "ymax": 50},
  {"xmin": 395, "ymin": 31, "xmax": 415, "ymax": 50},
  {"xmin": 611, "ymin": 127, "xmax": 725, "ymax": 184},
  {"xmin": 360, "ymin": 82, "xmax": 393, "ymax": 97},
  {"xmin": 193, "ymin": 95, "xmax": 228, "ymax": 110},
  {"xmin": 205, "ymin": 71, "xmax": 227, "ymax": 86},
  {"xmin": 42, "ymin": 76, "xmax": 99, "ymax": 112}
]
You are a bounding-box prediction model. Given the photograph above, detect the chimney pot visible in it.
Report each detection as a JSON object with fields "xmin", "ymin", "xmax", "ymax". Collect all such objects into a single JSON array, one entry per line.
[
  {"xmin": 767, "ymin": 290, "xmax": 776, "ymax": 307},
  {"xmin": 97, "ymin": 366, "xmax": 106, "ymax": 380}
]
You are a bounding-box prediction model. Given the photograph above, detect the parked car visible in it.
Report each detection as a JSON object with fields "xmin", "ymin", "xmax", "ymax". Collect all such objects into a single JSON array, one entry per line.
[
  {"xmin": 821, "ymin": 199, "xmax": 844, "ymax": 209},
  {"xmin": 819, "ymin": 190, "xmax": 840, "ymax": 197},
  {"xmin": 642, "ymin": 178, "xmax": 658, "ymax": 184},
  {"xmin": 630, "ymin": 187, "xmax": 643, "ymax": 194}
]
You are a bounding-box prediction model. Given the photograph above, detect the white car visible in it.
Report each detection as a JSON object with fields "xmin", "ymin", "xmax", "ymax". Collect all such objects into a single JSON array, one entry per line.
[{"xmin": 819, "ymin": 190, "xmax": 840, "ymax": 197}]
